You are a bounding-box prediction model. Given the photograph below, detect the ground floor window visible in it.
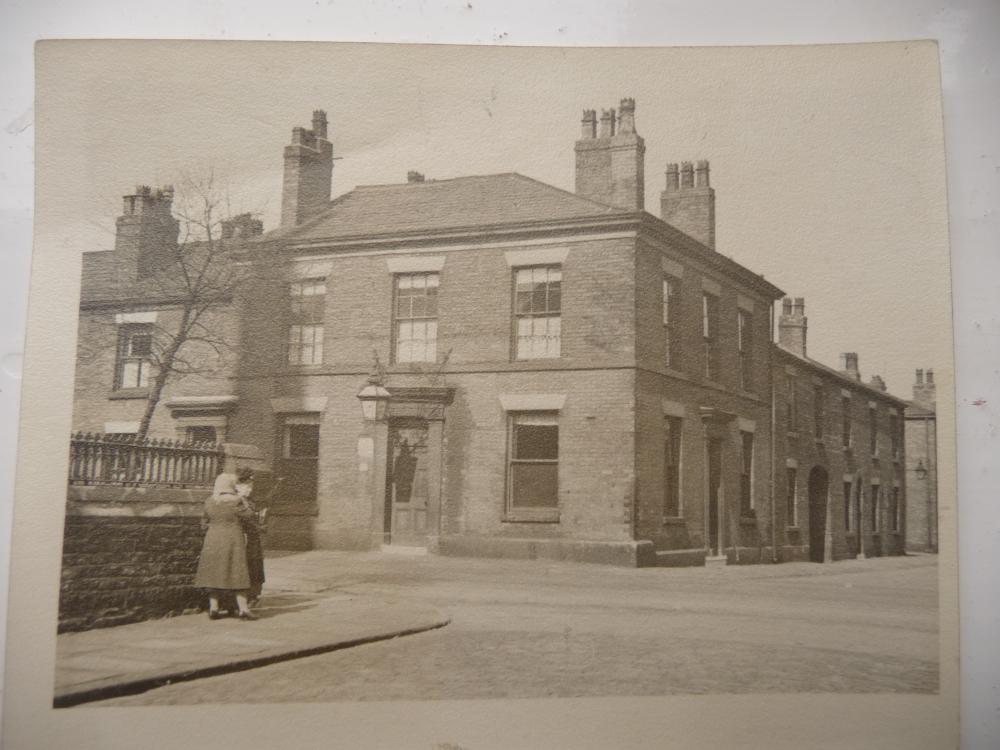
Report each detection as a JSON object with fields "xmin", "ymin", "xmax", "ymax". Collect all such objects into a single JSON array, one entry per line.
[
  {"xmin": 786, "ymin": 467, "xmax": 797, "ymax": 526},
  {"xmin": 889, "ymin": 486, "xmax": 900, "ymax": 531},
  {"xmin": 185, "ymin": 425, "xmax": 218, "ymax": 445},
  {"xmin": 843, "ymin": 481, "xmax": 853, "ymax": 531},
  {"xmin": 276, "ymin": 413, "xmax": 320, "ymax": 507},
  {"xmin": 870, "ymin": 484, "xmax": 880, "ymax": 531},
  {"xmin": 740, "ymin": 431, "xmax": 754, "ymax": 515},
  {"xmin": 663, "ymin": 417, "xmax": 682, "ymax": 517},
  {"xmin": 506, "ymin": 412, "xmax": 559, "ymax": 521}
]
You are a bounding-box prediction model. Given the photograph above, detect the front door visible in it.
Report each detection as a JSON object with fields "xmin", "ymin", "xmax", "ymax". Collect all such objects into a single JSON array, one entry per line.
[
  {"xmin": 808, "ymin": 466, "xmax": 830, "ymax": 562},
  {"xmin": 385, "ymin": 419, "xmax": 430, "ymax": 546},
  {"xmin": 707, "ymin": 438, "xmax": 723, "ymax": 556}
]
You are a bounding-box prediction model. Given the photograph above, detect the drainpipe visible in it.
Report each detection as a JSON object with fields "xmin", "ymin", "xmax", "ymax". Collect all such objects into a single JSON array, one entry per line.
[{"xmin": 769, "ymin": 302, "xmax": 778, "ymax": 563}]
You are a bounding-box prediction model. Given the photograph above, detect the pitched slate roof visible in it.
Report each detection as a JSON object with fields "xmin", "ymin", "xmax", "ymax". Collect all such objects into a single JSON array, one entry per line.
[{"xmin": 276, "ymin": 173, "xmax": 628, "ymax": 243}]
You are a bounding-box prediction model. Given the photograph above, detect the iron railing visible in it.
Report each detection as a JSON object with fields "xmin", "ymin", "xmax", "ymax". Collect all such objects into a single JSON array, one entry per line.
[{"xmin": 68, "ymin": 432, "xmax": 223, "ymax": 488}]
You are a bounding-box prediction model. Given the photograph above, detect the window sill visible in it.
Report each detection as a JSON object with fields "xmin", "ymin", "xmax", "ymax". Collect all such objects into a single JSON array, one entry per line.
[
  {"xmin": 662, "ymin": 516, "xmax": 686, "ymax": 526},
  {"xmin": 284, "ymin": 364, "xmax": 325, "ymax": 373},
  {"xmin": 502, "ymin": 509, "xmax": 560, "ymax": 524},
  {"xmin": 785, "ymin": 525, "xmax": 800, "ymax": 531},
  {"xmin": 108, "ymin": 388, "xmax": 150, "ymax": 400},
  {"xmin": 739, "ymin": 514, "xmax": 758, "ymax": 525}
]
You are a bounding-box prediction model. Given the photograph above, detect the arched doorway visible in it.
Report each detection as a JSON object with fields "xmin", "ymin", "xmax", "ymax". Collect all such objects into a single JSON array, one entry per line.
[{"xmin": 808, "ymin": 466, "xmax": 829, "ymax": 562}]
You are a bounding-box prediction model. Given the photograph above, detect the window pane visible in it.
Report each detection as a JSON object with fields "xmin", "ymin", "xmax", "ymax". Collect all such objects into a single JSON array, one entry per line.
[
  {"xmin": 510, "ymin": 463, "xmax": 558, "ymax": 508},
  {"xmin": 130, "ymin": 334, "xmax": 152, "ymax": 356},
  {"xmin": 122, "ymin": 361, "xmax": 139, "ymax": 388},
  {"xmin": 186, "ymin": 426, "xmax": 217, "ymax": 444},
  {"xmin": 514, "ymin": 422, "xmax": 558, "ymax": 460},
  {"xmin": 287, "ymin": 424, "xmax": 319, "ymax": 458}
]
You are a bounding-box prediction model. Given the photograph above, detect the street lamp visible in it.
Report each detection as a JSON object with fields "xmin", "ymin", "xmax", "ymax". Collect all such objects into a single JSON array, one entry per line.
[
  {"xmin": 357, "ymin": 370, "xmax": 391, "ymax": 422},
  {"xmin": 915, "ymin": 460, "xmax": 928, "ymax": 481}
]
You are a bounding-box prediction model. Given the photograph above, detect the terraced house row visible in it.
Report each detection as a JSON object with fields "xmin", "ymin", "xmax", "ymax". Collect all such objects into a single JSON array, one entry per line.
[{"xmin": 71, "ymin": 101, "xmax": 909, "ymax": 566}]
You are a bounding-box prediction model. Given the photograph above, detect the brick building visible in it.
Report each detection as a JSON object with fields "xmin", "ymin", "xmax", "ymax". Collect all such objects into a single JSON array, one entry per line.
[
  {"xmin": 905, "ymin": 369, "xmax": 938, "ymax": 553},
  {"xmin": 773, "ymin": 301, "xmax": 909, "ymax": 562},
  {"xmin": 70, "ymin": 102, "xmax": 911, "ymax": 566}
]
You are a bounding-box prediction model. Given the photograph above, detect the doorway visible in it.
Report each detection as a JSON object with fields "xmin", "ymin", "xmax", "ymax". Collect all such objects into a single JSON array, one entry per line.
[
  {"xmin": 808, "ymin": 466, "xmax": 829, "ymax": 562},
  {"xmin": 707, "ymin": 438, "xmax": 723, "ymax": 556},
  {"xmin": 385, "ymin": 418, "xmax": 431, "ymax": 546}
]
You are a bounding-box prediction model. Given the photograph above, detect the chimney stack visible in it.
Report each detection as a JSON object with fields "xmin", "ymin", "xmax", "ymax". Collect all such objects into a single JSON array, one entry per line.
[
  {"xmin": 574, "ymin": 98, "xmax": 645, "ymax": 211},
  {"xmin": 661, "ymin": 158, "xmax": 716, "ymax": 249},
  {"xmin": 407, "ymin": 171, "xmax": 425, "ymax": 183},
  {"xmin": 778, "ymin": 297, "xmax": 808, "ymax": 357},
  {"xmin": 281, "ymin": 110, "xmax": 333, "ymax": 227},
  {"xmin": 869, "ymin": 374, "xmax": 887, "ymax": 392},
  {"xmin": 221, "ymin": 213, "xmax": 264, "ymax": 240},
  {"xmin": 840, "ymin": 352, "xmax": 861, "ymax": 381},
  {"xmin": 115, "ymin": 184, "xmax": 180, "ymax": 280},
  {"xmin": 912, "ymin": 367, "xmax": 937, "ymax": 409}
]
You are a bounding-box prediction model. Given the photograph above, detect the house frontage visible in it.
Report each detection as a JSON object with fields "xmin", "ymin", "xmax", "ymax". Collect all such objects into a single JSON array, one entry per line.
[{"xmin": 70, "ymin": 102, "xmax": 909, "ymax": 566}]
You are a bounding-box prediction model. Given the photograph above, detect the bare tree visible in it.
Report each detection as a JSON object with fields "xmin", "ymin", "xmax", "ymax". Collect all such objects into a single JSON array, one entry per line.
[{"xmin": 129, "ymin": 171, "xmax": 263, "ymax": 441}]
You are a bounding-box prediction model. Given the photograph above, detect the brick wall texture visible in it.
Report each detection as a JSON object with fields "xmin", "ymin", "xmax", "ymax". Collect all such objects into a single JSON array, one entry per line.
[{"xmin": 58, "ymin": 487, "xmax": 207, "ymax": 632}]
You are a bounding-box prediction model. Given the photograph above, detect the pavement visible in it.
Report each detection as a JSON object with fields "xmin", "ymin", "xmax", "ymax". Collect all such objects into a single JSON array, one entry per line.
[{"xmin": 53, "ymin": 551, "xmax": 451, "ymax": 707}]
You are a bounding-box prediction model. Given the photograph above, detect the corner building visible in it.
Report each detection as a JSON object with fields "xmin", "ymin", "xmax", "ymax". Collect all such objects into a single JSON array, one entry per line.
[{"xmin": 71, "ymin": 102, "xmax": 908, "ymax": 566}]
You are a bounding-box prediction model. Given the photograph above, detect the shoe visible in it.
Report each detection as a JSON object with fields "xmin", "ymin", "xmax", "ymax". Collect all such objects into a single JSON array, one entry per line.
[
  {"xmin": 238, "ymin": 611, "xmax": 259, "ymax": 621},
  {"xmin": 208, "ymin": 610, "xmax": 222, "ymax": 620}
]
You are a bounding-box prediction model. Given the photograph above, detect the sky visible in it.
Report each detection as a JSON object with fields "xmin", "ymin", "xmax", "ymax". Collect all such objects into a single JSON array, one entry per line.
[{"xmin": 33, "ymin": 40, "xmax": 952, "ymax": 400}]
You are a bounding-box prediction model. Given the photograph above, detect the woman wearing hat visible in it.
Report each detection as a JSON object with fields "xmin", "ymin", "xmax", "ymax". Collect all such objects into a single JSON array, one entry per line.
[{"xmin": 193, "ymin": 467, "xmax": 259, "ymax": 620}]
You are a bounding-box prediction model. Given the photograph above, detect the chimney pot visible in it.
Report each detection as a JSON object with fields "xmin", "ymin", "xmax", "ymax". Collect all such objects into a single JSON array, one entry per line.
[
  {"xmin": 407, "ymin": 171, "xmax": 425, "ymax": 183},
  {"xmin": 617, "ymin": 98, "xmax": 636, "ymax": 134},
  {"xmin": 840, "ymin": 352, "xmax": 860, "ymax": 380},
  {"xmin": 581, "ymin": 109, "xmax": 597, "ymax": 139},
  {"xmin": 926, "ymin": 369, "xmax": 934, "ymax": 384},
  {"xmin": 915, "ymin": 368, "xmax": 924, "ymax": 385},
  {"xmin": 680, "ymin": 161, "xmax": 694, "ymax": 188},
  {"xmin": 665, "ymin": 163, "xmax": 679, "ymax": 192},
  {"xmin": 311, "ymin": 110, "xmax": 328, "ymax": 139},
  {"xmin": 599, "ymin": 108, "xmax": 616, "ymax": 137},
  {"xmin": 695, "ymin": 160, "xmax": 710, "ymax": 187}
]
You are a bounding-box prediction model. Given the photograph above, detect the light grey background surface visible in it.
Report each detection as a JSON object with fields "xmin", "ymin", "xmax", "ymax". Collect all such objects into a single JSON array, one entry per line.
[{"xmin": 0, "ymin": 1, "xmax": 997, "ymax": 747}]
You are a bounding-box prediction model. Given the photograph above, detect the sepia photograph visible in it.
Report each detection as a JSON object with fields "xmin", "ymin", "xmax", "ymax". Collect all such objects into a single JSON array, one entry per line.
[{"xmin": 3, "ymin": 31, "xmax": 965, "ymax": 749}]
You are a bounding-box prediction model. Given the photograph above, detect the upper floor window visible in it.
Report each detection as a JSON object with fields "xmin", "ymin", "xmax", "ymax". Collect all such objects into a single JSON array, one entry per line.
[
  {"xmin": 813, "ymin": 385, "xmax": 826, "ymax": 439},
  {"xmin": 393, "ymin": 272, "xmax": 439, "ymax": 363},
  {"xmin": 662, "ymin": 277, "xmax": 680, "ymax": 369},
  {"xmin": 841, "ymin": 395, "xmax": 852, "ymax": 448},
  {"xmin": 115, "ymin": 324, "xmax": 153, "ymax": 390},
  {"xmin": 702, "ymin": 292, "xmax": 719, "ymax": 381},
  {"xmin": 288, "ymin": 279, "xmax": 326, "ymax": 366},
  {"xmin": 740, "ymin": 431, "xmax": 755, "ymax": 515},
  {"xmin": 514, "ymin": 266, "xmax": 561, "ymax": 360},
  {"xmin": 889, "ymin": 412, "xmax": 900, "ymax": 460},
  {"xmin": 738, "ymin": 309, "xmax": 753, "ymax": 390},
  {"xmin": 786, "ymin": 375, "xmax": 798, "ymax": 432}
]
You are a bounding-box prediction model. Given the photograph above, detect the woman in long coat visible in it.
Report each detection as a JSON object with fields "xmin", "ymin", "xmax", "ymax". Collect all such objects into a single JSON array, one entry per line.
[{"xmin": 193, "ymin": 471, "xmax": 258, "ymax": 620}]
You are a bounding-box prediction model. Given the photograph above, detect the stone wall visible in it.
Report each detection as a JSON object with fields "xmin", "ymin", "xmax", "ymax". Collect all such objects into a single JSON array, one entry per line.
[{"xmin": 59, "ymin": 485, "xmax": 209, "ymax": 632}]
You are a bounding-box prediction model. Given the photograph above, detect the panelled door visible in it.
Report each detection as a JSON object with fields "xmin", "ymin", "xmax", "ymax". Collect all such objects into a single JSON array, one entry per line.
[{"xmin": 385, "ymin": 419, "xmax": 431, "ymax": 545}]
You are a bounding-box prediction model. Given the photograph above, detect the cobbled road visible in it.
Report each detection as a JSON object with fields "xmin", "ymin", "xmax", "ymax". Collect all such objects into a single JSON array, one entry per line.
[{"xmin": 97, "ymin": 552, "xmax": 939, "ymax": 705}]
